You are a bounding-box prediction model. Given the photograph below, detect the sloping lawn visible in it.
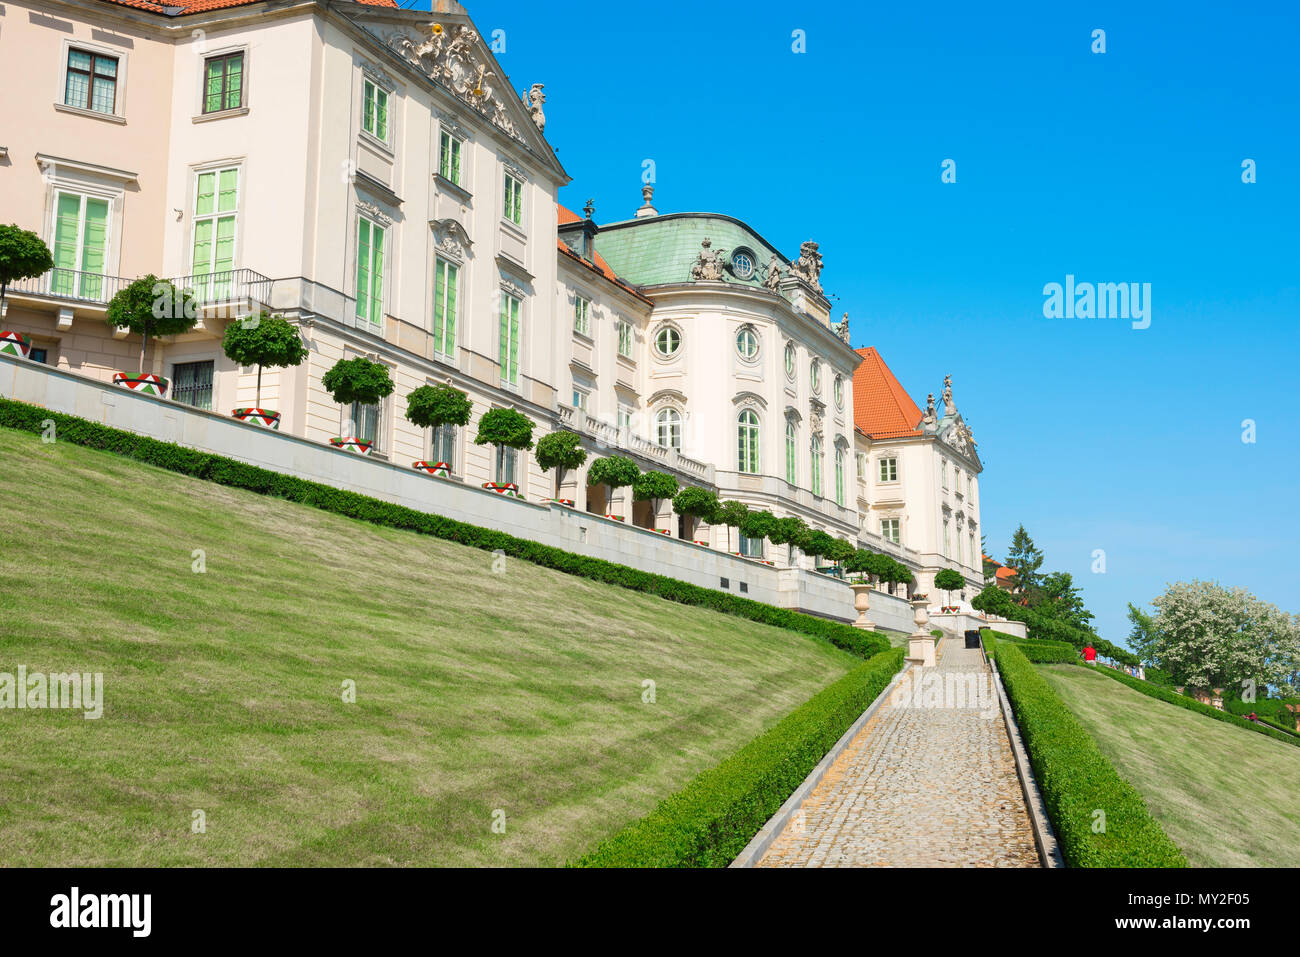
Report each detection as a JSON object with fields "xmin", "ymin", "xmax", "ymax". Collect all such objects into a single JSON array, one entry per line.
[
  {"xmin": 0, "ymin": 427, "xmax": 857, "ymax": 866},
  {"xmin": 1039, "ymin": 664, "xmax": 1300, "ymax": 867}
]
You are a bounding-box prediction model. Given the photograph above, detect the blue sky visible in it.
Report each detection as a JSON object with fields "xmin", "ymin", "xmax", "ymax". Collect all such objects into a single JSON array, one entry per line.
[{"xmin": 419, "ymin": 0, "xmax": 1299, "ymax": 642}]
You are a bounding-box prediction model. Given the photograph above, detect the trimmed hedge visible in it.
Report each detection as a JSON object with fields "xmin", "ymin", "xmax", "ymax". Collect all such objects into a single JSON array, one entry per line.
[
  {"xmin": 0, "ymin": 397, "xmax": 888, "ymax": 661},
  {"xmin": 575, "ymin": 647, "xmax": 905, "ymax": 867},
  {"xmin": 983, "ymin": 629, "xmax": 1075, "ymax": 662},
  {"xmin": 1016, "ymin": 640, "xmax": 1079, "ymax": 664},
  {"xmin": 994, "ymin": 643, "xmax": 1186, "ymax": 867},
  {"xmin": 1084, "ymin": 664, "xmax": 1300, "ymax": 749}
]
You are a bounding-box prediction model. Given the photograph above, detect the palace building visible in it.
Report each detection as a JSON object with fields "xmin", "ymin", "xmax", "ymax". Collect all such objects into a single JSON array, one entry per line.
[{"xmin": 0, "ymin": 0, "xmax": 984, "ymax": 605}]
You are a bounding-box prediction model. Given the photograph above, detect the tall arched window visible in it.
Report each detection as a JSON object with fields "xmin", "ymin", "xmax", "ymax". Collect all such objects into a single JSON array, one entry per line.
[
  {"xmin": 737, "ymin": 409, "xmax": 760, "ymax": 474},
  {"xmin": 785, "ymin": 420, "xmax": 797, "ymax": 484},
  {"xmin": 835, "ymin": 446, "xmax": 845, "ymax": 506},
  {"xmin": 655, "ymin": 407, "xmax": 682, "ymax": 451},
  {"xmin": 810, "ymin": 435, "xmax": 823, "ymax": 496}
]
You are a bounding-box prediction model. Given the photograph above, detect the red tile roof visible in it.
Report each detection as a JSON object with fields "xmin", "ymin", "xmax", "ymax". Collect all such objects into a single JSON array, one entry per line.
[
  {"xmin": 557, "ymin": 205, "xmax": 652, "ymax": 304},
  {"xmin": 99, "ymin": 0, "xmax": 395, "ymax": 13},
  {"xmin": 852, "ymin": 347, "xmax": 923, "ymax": 438}
]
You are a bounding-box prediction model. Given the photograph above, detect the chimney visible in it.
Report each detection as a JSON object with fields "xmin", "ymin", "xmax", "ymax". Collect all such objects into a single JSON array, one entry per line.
[{"xmin": 635, "ymin": 184, "xmax": 658, "ymax": 218}]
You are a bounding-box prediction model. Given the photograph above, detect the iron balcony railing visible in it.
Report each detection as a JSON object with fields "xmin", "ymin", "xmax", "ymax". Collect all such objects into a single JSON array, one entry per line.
[
  {"xmin": 7, "ymin": 268, "xmax": 131, "ymax": 305},
  {"xmin": 171, "ymin": 268, "xmax": 273, "ymax": 311},
  {"xmin": 6, "ymin": 267, "xmax": 272, "ymax": 311}
]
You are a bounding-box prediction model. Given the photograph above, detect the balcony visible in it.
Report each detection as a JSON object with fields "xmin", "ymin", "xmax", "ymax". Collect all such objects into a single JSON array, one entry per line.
[
  {"xmin": 3, "ymin": 267, "xmax": 272, "ymax": 326},
  {"xmin": 556, "ymin": 404, "xmax": 713, "ymax": 483},
  {"xmin": 5, "ymin": 268, "xmax": 131, "ymax": 307}
]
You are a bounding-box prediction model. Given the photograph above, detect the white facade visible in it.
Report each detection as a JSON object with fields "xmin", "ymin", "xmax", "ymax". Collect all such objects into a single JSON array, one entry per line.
[{"xmin": 0, "ymin": 0, "xmax": 990, "ymax": 611}]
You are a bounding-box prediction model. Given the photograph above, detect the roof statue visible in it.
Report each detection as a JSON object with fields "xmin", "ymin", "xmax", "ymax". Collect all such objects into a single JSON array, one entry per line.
[
  {"xmin": 527, "ymin": 83, "xmax": 546, "ymax": 132},
  {"xmin": 763, "ymin": 255, "xmax": 783, "ymax": 291},
  {"xmin": 832, "ymin": 311, "xmax": 850, "ymax": 344},
  {"xmin": 921, "ymin": 392, "xmax": 938, "ymax": 431},
  {"xmin": 942, "ymin": 373, "xmax": 953, "ymax": 413},
  {"xmin": 689, "ymin": 238, "xmax": 727, "ymax": 281},
  {"xmin": 789, "ymin": 240, "xmax": 824, "ymax": 293}
]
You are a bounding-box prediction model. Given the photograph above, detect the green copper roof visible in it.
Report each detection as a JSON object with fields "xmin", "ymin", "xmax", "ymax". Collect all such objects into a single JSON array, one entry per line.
[{"xmin": 590, "ymin": 213, "xmax": 789, "ymax": 292}]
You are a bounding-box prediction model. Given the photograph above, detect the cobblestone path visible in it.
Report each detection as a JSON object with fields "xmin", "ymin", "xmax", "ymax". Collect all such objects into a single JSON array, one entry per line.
[{"xmin": 757, "ymin": 640, "xmax": 1041, "ymax": 867}]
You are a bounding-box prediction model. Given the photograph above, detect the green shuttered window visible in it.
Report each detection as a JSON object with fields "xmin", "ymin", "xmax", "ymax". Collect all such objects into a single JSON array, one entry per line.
[
  {"xmin": 356, "ymin": 217, "xmax": 385, "ymax": 326},
  {"xmin": 499, "ymin": 293, "xmax": 521, "ymax": 385},
  {"xmin": 433, "ymin": 259, "xmax": 458, "ymax": 355},
  {"xmin": 51, "ymin": 191, "xmax": 109, "ymax": 299}
]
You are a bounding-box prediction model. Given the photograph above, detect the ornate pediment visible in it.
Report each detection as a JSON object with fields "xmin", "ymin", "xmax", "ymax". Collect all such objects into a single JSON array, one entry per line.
[
  {"xmin": 375, "ymin": 21, "xmax": 535, "ymax": 146},
  {"xmin": 430, "ymin": 218, "xmax": 473, "ymax": 262}
]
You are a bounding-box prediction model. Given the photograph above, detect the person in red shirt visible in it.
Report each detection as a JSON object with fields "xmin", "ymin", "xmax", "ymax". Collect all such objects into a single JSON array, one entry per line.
[{"xmin": 1083, "ymin": 643, "xmax": 1097, "ymax": 663}]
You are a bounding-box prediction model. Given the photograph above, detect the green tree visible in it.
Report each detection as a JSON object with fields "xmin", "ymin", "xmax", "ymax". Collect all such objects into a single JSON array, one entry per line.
[
  {"xmin": 673, "ymin": 486, "xmax": 719, "ymax": 541},
  {"xmin": 534, "ymin": 430, "xmax": 587, "ymax": 498},
  {"xmin": 633, "ymin": 470, "xmax": 679, "ymax": 526},
  {"xmin": 321, "ymin": 356, "xmax": 395, "ymax": 407},
  {"xmin": 971, "ymin": 583, "xmax": 1019, "ymax": 619},
  {"xmin": 1005, "ymin": 524, "xmax": 1044, "ymax": 599},
  {"xmin": 934, "ymin": 568, "xmax": 965, "ymax": 606},
  {"xmin": 105, "ymin": 275, "xmax": 200, "ymax": 375},
  {"xmin": 220, "ymin": 313, "xmax": 309, "ymax": 407},
  {"xmin": 739, "ymin": 509, "xmax": 777, "ymax": 546},
  {"xmin": 714, "ymin": 500, "xmax": 750, "ymax": 552},
  {"xmin": 804, "ymin": 529, "xmax": 836, "ymax": 562},
  {"xmin": 845, "ymin": 548, "xmax": 875, "ymax": 581},
  {"xmin": 405, "ymin": 383, "xmax": 472, "ymax": 431},
  {"xmin": 825, "ymin": 538, "xmax": 857, "ymax": 568},
  {"xmin": 767, "ymin": 515, "xmax": 810, "ymax": 566},
  {"xmin": 1037, "ymin": 571, "xmax": 1095, "ymax": 631},
  {"xmin": 1126, "ymin": 602, "xmax": 1158, "ymax": 664},
  {"xmin": 0, "ymin": 224, "xmax": 53, "ymax": 316},
  {"xmin": 587, "ymin": 455, "xmax": 640, "ymax": 516}
]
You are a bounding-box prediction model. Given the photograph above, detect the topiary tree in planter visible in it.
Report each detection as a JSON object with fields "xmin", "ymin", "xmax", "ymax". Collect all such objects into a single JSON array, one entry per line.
[
  {"xmin": 587, "ymin": 455, "xmax": 640, "ymax": 519},
  {"xmin": 474, "ymin": 406, "xmax": 534, "ymax": 487},
  {"xmin": 825, "ymin": 537, "xmax": 857, "ymax": 573},
  {"xmin": 934, "ymin": 568, "xmax": 965, "ymax": 609},
  {"xmin": 845, "ymin": 548, "xmax": 875, "ymax": 582},
  {"xmin": 739, "ymin": 509, "xmax": 777, "ymax": 557},
  {"xmin": 805, "ymin": 529, "xmax": 836, "ymax": 566},
  {"xmin": 535, "ymin": 430, "xmax": 587, "ymax": 499},
  {"xmin": 673, "ymin": 486, "xmax": 719, "ymax": 542},
  {"xmin": 740, "ymin": 508, "xmax": 776, "ymax": 539},
  {"xmin": 714, "ymin": 499, "xmax": 750, "ymax": 553},
  {"xmin": 104, "ymin": 275, "xmax": 200, "ymax": 395},
  {"xmin": 220, "ymin": 312, "xmax": 309, "ymax": 428},
  {"xmin": 633, "ymin": 470, "xmax": 679, "ymax": 530},
  {"xmin": 768, "ymin": 515, "xmax": 810, "ymax": 566},
  {"xmin": 405, "ymin": 383, "xmax": 472, "ymax": 474},
  {"xmin": 321, "ymin": 356, "xmax": 394, "ymax": 454},
  {"xmin": 0, "ymin": 224, "xmax": 53, "ymax": 320}
]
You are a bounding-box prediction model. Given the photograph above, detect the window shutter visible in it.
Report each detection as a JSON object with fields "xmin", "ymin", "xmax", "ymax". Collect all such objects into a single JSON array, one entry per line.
[{"xmin": 356, "ymin": 220, "xmax": 371, "ymax": 321}]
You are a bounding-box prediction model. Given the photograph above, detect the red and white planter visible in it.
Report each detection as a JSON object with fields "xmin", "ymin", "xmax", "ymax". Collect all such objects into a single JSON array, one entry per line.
[
  {"xmin": 413, "ymin": 460, "xmax": 451, "ymax": 477},
  {"xmin": 654, "ymin": 528, "xmax": 671, "ymax": 535},
  {"xmin": 482, "ymin": 482, "xmax": 520, "ymax": 497},
  {"xmin": 112, "ymin": 372, "xmax": 168, "ymax": 396},
  {"xmin": 605, "ymin": 514, "xmax": 625, "ymax": 522},
  {"xmin": 693, "ymin": 540, "xmax": 711, "ymax": 547},
  {"xmin": 548, "ymin": 498, "xmax": 576, "ymax": 507},
  {"xmin": 0, "ymin": 331, "xmax": 32, "ymax": 358},
  {"xmin": 231, "ymin": 407, "xmax": 281, "ymax": 430},
  {"xmin": 330, "ymin": 436, "xmax": 373, "ymax": 455}
]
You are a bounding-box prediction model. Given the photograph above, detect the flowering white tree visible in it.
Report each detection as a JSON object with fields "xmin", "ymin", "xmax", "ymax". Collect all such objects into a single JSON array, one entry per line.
[{"xmin": 1146, "ymin": 580, "xmax": 1300, "ymax": 693}]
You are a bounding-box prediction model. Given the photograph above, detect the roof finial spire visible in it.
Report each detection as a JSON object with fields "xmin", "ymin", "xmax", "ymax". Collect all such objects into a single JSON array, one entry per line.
[
  {"xmin": 635, "ymin": 184, "xmax": 658, "ymax": 218},
  {"xmin": 582, "ymin": 198, "xmax": 595, "ymax": 220}
]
